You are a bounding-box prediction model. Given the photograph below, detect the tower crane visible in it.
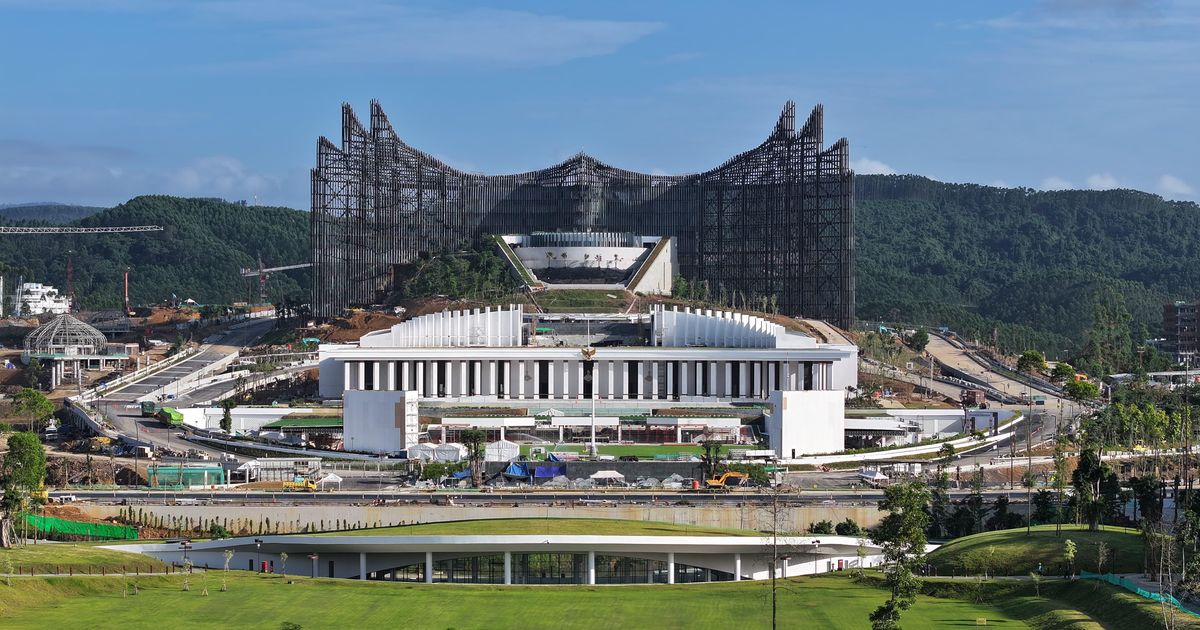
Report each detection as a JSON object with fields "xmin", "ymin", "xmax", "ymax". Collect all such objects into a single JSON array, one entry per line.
[
  {"xmin": 0, "ymin": 225, "xmax": 163, "ymax": 234},
  {"xmin": 240, "ymin": 256, "xmax": 313, "ymax": 302}
]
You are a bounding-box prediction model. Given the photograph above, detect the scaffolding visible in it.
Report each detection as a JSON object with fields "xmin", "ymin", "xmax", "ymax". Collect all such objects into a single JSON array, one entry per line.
[{"xmin": 311, "ymin": 101, "xmax": 854, "ymax": 327}]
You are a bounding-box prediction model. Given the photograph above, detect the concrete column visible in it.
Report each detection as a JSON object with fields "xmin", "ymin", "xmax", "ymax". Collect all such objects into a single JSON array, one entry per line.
[
  {"xmin": 753, "ymin": 362, "xmax": 762, "ymax": 398},
  {"xmin": 459, "ymin": 360, "xmax": 469, "ymax": 397},
  {"xmin": 357, "ymin": 362, "xmax": 366, "ymax": 390},
  {"xmin": 621, "ymin": 362, "xmax": 630, "ymax": 400},
  {"xmin": 636, "ymin": 361, "xmax": 645, "ymax": 399},
  {"xmin": 504, "ymin": 551, "xmax": 512, "ymax": 585},
  {"xmin": 607, "ymin": 361, "xmax": 616, "ymax": 400},
  {"xmin": 576, "ymin": 361, "xmax": 584, "ymax": 400},
  {"xmin": 533, "ymin": 361, "xmax": 541, "ymax": 399},
  {"xmin": 724, "ymin": 362, "xmax": 733, "ymax": 398},
  {"xmin": 561, "ymin": 361, "xmax": 571, "ymax": 400},
  {"xmin": 680, "ymin": 361, "xmax": 690, "ymax": 397},
  {"xmin": 415, "ymin": 362, "xmax": 425, "ymax": 396},
  {"xmin": 517, "ymin": 361, "xmax": 526, "ymax": 399},
  {"xmin": 372, "ymin": 362, "xmax": 381, "ymax": 391},
  {"xmin": 587, "ymin": 551, "xmax": 596, "ymax": 585},
  {"xmin": 359, "ymin": 552, "xmax": 366, "ymax": 580},
  {"xmin": 739, "ymin": 362, "xmax": 749, "ymax": 398},
  {"xmin": 425, "ymin": 551, "xmax": 434, "ymax": 584},
  {"xmin": 400, "ymin": 361, "xmax": 410, "ymax": 391},
  {"xmin": 768, "ymin": 362, "xmax": 777, "ymax": 391},
  {"xmin": 667, "ymin": 552, "xmax": 675, "ymax": 584},
  {"xmin": 708, "ymin": 361, "xmax": 718, "ymax": 398},
  {"xmin": 428, "ymin": 361, "xmax": 439, "ymax": 398},
  {"xmin": 734, "ymin": 553, "xmax": 742, "ymax": 581},
  {"xmin": 344, "ymin": 361, "xmax": 353, "ymax": 391},
  {"xmin": 473, "ymin": 361, "xmax": 482, "ymax": 396},
  {"xmin": 696, "ymin": 362, "xmax": 705, "ymax": 396},
  {"xmin": 666, "ymin": 362, "xmax": 674, "ymax": 399},
  {"xmin": 650, "ymin": 361, "xmax": 660, "ymax": 400},
  {"xmin": 387, "ymin": 361, "xmax": 396, "ymax": 391}
]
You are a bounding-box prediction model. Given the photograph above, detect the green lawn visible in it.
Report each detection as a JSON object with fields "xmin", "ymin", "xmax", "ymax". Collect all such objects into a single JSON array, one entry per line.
[
  {"xmin": 320, "ymin": 518, "xmax": 761, "ymax": 537},
  {"xmin": 0, "ymin": 573, "xmax": 1034, "ymax": 629},
  {"xmin": 0, "ymin": 543, "xmax": 165, "ymax": 574},
  {"xmin": 534, "ymin": 290, "xmax": 630, "ymax": 312},
  {"xmin": 927, "ymin": 524, "xmax": 1144, "ymax": 576}
]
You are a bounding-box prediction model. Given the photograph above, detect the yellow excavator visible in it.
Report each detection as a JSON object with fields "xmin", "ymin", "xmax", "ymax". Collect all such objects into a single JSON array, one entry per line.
[{"xmin": 703, "ymin": 471, "xmax": 750, "ymax": 492}]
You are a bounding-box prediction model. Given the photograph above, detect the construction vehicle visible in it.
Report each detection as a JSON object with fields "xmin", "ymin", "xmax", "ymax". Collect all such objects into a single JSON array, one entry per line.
[
  {"xmin": 155, "ymin": 407, "xmax": 184, "ymax": 427},
  {"xmin": 140, "ymin": 401, "xmax": 157, "ymax": 417},
  {"xmin": 701, "ymin": 471, "xmax": 750, "ymax": 491},
  {"xmin": 282, "ymin": 478, "xmax": 317, "ymax": 492}
]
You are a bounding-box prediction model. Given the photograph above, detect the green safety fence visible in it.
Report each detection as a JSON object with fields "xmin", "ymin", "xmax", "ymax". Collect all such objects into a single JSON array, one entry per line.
[
  {"xmin": 22, "ymin": 513, "xmax": 138, "ymax": 541},
  {"xmin": 1079, "ymin": 571, "xmax": 1200, "ymax": 618}
]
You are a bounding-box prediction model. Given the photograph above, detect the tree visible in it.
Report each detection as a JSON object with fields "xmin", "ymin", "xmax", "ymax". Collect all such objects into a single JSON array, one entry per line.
[
  {"xmin": 279, "ymin": 551, "xmax": 288, "ymax": 577},
  {"xmin": 1022, "ymin": 470, "xmax": 1037, "ymax": 535},
  {"xmin": 1053, "ymin": 433, "xmax": 1070, "ymax": 535},
  {"xmin": 1064, "ymin": 539, "xmax": 1077, "ymax": 577},
  {"xmin": 1017, "ymin": 350, "xmax": 1048, "ymax": 375},
  {"xmin": 938, "ymin": 442, "xmax": 956, "ymax": 463},
  {"xmin": 460, "ymin": 429, "xmax": 487, "ymax": 488},
  {"xmin": 1032, "ymin": 489, "xmax": 1058, "ymax": 525},
  {"xmin": 835, "ymin": 518, "xmax": 863, "ymax": 536},
  {"xmin": 219, "ymin": 398, "xmax": 236, "ymax": 433},
  {"xmin": 909, "ymin": 329, "xmax": 929, "ymax": 352},
  {"xmin": 700, "ymin": 439, "xmax": 723, "ymax": 480},
  {"xmin": 222, "ymin": 549, "xmax": 233, "ymax": 592},
  {"xmin": 23, "ymin": 358, "xmax": 43, "ymax": 390},
  {"xmin": 11, "ymin": 388, "xmax": 54, "ymax": 433},
  {"xmin": 1064, "ymin": 380, "xmax": 1100, "ymax": 406},
  {"xmin": 869, "ymin": 481, "xmax": 931, "ymax": 630},
  {"xmin": 1051, "ymin": 362, "xmax": 1076, "ymax": 384},
  {"xmin": 809, "ymin": 520, "xmax": 834, "ymax": 535},
  {"xmin": 1131, "ymin": 476, "xmax": 1164, "ymax": 524},
  {"xmin": 0, "ymin": 432, "xmax": 47, "ymax": 548},
  {"xmin": 927, "ymin": 471, "xmax": 951, "ymax": 539}
]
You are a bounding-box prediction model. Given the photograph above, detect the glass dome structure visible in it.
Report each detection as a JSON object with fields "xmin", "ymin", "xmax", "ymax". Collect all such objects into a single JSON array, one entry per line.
[{"xmin": 23, "ymin": 314, "xmax": 110, "ymax": 357}]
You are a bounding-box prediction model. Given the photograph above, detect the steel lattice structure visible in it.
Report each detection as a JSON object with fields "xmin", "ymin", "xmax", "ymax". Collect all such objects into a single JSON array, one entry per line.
[{"xmin": 312, "ymin": 101, "xmax": 854, "ymax": 327}]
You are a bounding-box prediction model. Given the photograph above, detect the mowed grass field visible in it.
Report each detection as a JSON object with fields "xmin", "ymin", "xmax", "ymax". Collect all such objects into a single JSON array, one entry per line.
[
  {"xmin": 926, "ymin": 524, "xmax": 1144, "ymax": 576},
  {"xmin": 322, "ymin": 517, "xmax": 760, "ymax": 537},
  {"xmin": 0, "ymin": 573, "xmax": 1032, "ymax": 630},
  {"xmin": 0, "ymin": 543, "xmax": 166, "ymax": 573}
]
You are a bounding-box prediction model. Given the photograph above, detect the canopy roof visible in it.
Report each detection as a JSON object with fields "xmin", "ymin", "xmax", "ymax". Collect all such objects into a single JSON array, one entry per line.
[{"xmin": 23, "ymin": 314, "xmax": 110, "ymax": 357}]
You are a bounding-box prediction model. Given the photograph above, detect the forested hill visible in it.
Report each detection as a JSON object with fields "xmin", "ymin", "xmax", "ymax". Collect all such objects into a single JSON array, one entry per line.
[
  {"xmin": 855, "ymin": 175, "xmax": 1200, "ymax": 357},
  {"xmin": 0, "ymin": 196, "xmax": 309, "ymax": 309},
  {"xmin": 2, "ymin": 180, "xmax": 1196, "ymax": 359},
  {"xmin": 0, "ymin": 203, "xmax": 105, "ymax": 223}
]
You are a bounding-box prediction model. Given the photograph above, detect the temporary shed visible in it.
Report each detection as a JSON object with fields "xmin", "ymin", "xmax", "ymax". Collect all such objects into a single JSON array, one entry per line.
[
  {"xmin": 589, "ymin": 470, "xmax": 625, "ymax": 485},
  {"xmin": 407, "ymin": 443, "xmax": 438, "ymax": 462},
  {"xmin": 433, "ymin": 442, "xmax": 468, "ymax": 462},
  {"xmin": 484, "ymin": 440, "xmax": 520, "ymax": 462},
  {"xmin": 316, "ymin": 473, "xmax": 343, "ymax": 489}
]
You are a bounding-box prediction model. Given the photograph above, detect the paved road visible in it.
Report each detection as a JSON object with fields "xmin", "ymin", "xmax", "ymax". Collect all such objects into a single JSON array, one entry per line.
[
  {"xmin": 95, "ymin": 319, "xmax": 274, "ymax": 457},
  {"xmin": 52, "ymin": 487, "xmax": 1038, "ymax": 505}
]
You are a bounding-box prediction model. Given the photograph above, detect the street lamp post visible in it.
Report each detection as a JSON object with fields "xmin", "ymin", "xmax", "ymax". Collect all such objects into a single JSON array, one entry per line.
[{"xmin": 254, "ymin": 538, "xmax": 264, "ymax": 573}]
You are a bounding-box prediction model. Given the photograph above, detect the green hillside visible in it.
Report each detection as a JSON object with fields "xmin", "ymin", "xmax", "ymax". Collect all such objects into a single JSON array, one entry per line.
[
  {"xmin": 856, "ymin": 175, "xmax": 1200, "ymax": 357},
  {"xmin": 0, "ymin": 196, "xmax": 309, "ymax": 309},
  {"xmin": 3, "ymin": 178, "xmax": 1197, "ymax": 361},
  {"xmin": 0, "ymin": 203, "xmax": 105, "ymax": 223}
]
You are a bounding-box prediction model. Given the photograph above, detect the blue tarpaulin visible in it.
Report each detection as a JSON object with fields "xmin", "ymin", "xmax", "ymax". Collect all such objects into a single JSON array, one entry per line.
[
  {"xmin": 534, "ymin": 464, "xmax": 566, "ymax": 478},
  {"xmin": 450, "ymin": 469, "xmax": 472, "ymax": 479},
  {"xmin": 503, "ymin": 462, "xmax": 531, "ymax": 478}
]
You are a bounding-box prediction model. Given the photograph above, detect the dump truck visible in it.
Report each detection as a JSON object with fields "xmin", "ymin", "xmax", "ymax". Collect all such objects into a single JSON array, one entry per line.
[
  {"xmin": 155, "ymin": 407, "xmax": 184, "ymax": 427},
  {"xmin": 282, "ymin": 478, "xmax": 317, "ymax": 492},
  {"xmin": 140, "ymin": 401, "xmax": 157, "ymax": 417}
]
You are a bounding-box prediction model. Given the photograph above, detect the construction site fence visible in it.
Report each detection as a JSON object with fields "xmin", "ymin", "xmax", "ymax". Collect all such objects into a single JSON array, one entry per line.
[
  {"xmin": 22, "ymin": 513, "xmax": 138, "ymax": 541},
  {"xmin": 1079, "ymin": 571, "xmax": 1200, "ymax": 618}
]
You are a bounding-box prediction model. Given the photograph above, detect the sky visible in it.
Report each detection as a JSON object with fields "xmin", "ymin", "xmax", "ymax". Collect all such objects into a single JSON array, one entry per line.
[{"xmin": 0, "ymin": 0, "xmax": 1197, "ymax": 208}]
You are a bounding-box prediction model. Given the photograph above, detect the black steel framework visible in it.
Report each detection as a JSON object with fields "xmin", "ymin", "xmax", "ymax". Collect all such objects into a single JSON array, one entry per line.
[{"xmin": 312, "ymin": 101, "xmax": 854, "ymax": 327}]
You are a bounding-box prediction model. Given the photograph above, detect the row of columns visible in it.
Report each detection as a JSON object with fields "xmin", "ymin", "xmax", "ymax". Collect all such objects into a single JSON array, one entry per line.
[
  {"xmin": 349, "ymin": 551, "xmax": 752, "ymax": 584},
  {"xmin": 344, "ymin": 359, "xmax": 834, "ymax": 400}
]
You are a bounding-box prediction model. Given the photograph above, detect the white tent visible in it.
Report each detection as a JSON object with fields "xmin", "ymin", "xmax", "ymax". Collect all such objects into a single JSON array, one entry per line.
[
  {"xmin": 589, "ymin": 470, "xmax": 625, "ymax": 480},
  {"xmin": 407, "ymin": 443, "xmax": 438, "ymax": 462},
  {"xmin": 537, "ymin": 408, "xmax": 566, "ymax": 417},
  {"xmin": 316, "ymin": 473, "xmax": 343, "ymax": 489},
  {"xmin": 433, "ymin": 442, "xmax": 468, "ymax": 462},
  {"xmin": 484, "ymin": 440, "xmax": 520, "ymax": 462}
]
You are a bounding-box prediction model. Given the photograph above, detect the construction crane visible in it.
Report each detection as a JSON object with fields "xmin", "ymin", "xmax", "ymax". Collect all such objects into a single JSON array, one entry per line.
[
  {"xmin": 0, "ymin": 225, "xmax": 163, "ymax": 234},
  {"xmin": 240, "ymin": 256, "xmax": 313, "ymax": 302}
]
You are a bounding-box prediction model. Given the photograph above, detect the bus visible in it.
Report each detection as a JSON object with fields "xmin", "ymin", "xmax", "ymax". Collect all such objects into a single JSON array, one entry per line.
[{"xmin": 155, "ymin": 407, "xmax": 184, "ymax": 427}]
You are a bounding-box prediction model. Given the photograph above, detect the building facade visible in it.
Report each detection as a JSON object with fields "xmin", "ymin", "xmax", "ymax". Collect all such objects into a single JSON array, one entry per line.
[{"xmin": 311, "ymin": 101, "xmax": 855, "ymax": 327}]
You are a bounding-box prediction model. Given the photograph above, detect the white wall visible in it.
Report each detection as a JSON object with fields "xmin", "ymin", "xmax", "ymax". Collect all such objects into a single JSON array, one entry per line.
[
  {"xmin": 343, "ymin": 390, "xmax": 419, "ymax": 454},
  {"xmin": 180, "ymin": 407, "xmax": 327, "ymax": 433},
  {"xmin": 626, "ymin": 238, "xmax": 675, "ymax": 296},
  {"xmin": 767, "ymin": 390, "xmax": 845, "ymax": 458}
]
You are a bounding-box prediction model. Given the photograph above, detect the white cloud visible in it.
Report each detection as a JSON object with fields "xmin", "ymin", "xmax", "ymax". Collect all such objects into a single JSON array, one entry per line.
[
  {"xmin": 1086, "ymin": 172, "xmax": 1120, "ymax": 189},
  {"xmin": 851, "ymin": 158, "xmax": 897, "ymax": 175},
  {"xmin": 989, "ymin": 179, "xmax": 1012, "ymax": 188},
  {"xmin": 1158, "ymin": 174, "xmax": 1196, "ymax": 197},
  {"xmin": 1040, "ymin": 176, "xmax": 1074, "ymax": 190}
]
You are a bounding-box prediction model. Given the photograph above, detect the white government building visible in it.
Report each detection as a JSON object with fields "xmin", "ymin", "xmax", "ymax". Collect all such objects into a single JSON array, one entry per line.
[{"xmin": 318, "ymin": 304, "xmax": 858, "ymax": 459}]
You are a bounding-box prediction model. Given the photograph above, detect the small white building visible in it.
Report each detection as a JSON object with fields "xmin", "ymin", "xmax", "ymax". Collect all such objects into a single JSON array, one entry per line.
[
  {"xmin": 10, "ymin": 282, "xmax": 70, "ymax": 316},
  {"xmin": 484, "ymin": 440, "xmax": 520, "ymax": 462}
]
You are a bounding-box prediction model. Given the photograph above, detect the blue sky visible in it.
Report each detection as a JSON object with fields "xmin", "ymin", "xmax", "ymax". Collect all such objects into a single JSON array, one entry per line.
[{"xmin": 1, "ymin": 0, "xmax": 1197, "ymax": 208}]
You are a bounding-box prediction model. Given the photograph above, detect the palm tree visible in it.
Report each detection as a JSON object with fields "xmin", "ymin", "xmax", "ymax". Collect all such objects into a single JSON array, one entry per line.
[
  {"xmin": 460, "ymin": 429, "xmax": 487, "ymax": 487},
  {"xmin": 1022, "ymin": 470, "xmax": 1037, "ymax": 535}
]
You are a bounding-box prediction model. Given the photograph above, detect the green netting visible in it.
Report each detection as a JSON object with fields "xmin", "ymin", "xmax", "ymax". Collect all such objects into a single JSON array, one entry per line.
[
  {"xmin": 1080, "ymin": 571, "xmax": 1200, "ymax": 618},
  {"xmin": 23, "ymin": 513, "xmax": 138, "ymax": 540}
]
